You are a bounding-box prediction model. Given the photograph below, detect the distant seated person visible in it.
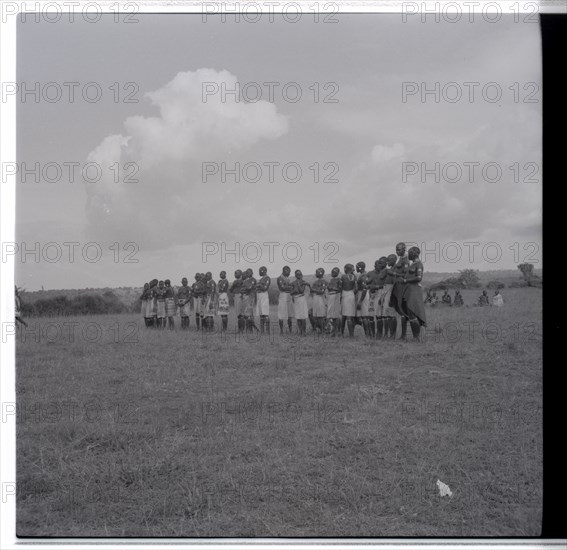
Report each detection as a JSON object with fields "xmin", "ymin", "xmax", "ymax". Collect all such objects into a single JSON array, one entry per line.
[
  {"xmin": 478, "ymin": 290, "xmax": 490, "ymax": 306},
  {"xmin": 492, "ymin": 289, "xmax": 504, "ymax": 307},
  {"xmin": 431, "ymin": 291, "xmax": 439, "ymax": 305},
  {"xmin": 424, "ymin": 289, "xmax": 433, "ymax": 304},
  {"xmin": 453, "ymin": 290, "xmax": 464, "ymax": 306},
  {"xmin": 441, "ymin": 290, "xmax": 452, "ymax": 305}
]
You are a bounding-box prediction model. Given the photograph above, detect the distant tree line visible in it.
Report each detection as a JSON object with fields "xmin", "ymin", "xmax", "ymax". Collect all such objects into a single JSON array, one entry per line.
[
  {"xmin": 430, "ymin": 269, "xmax": 482, "ymax": 290},
  {"xmin": 430, "ymin": 265, "xmax": 542, "ymax": 291},
  {"xmin": 517, "ymin": 263, "xmax": 542, "ymax": 287},
  {"xmin": 20, "ymin": 291, "xmax": 129, "ymax": 317}
]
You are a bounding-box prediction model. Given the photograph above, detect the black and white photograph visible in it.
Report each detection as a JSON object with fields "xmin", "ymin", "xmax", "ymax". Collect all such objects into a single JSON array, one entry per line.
[{"xmin": 1, "ymin": 0, "xmax": 560, "ymax": 544}]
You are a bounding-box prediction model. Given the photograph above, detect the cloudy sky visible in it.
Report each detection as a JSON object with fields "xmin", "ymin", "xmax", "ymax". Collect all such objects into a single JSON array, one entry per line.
[{"xmin": 15, "ymin": 14, "xmax": 542, "ymax": 290}]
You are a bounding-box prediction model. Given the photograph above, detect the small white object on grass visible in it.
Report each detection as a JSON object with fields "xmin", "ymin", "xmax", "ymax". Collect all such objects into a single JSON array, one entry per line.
[{"xmin": 437, "ymin": 479, "xmax": 453, "ymax": 497}]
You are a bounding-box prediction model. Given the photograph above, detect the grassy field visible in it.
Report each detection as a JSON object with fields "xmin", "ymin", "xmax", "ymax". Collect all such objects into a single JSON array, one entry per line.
[{"xmin": 15, "ymin": 287, "xmax": 542, "ymax": 537}]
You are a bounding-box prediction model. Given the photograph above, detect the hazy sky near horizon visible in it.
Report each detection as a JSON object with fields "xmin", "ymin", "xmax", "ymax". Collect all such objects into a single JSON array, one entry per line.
[{"xmin": 15, "ymin": 14, "xmax": 542, "ymax": 290}]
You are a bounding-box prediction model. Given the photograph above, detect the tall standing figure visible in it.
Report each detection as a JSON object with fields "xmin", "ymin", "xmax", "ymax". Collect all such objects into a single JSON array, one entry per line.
[
  {"xmin": 290, "ymin": 269, "xmax": 311, "ymax": 336},
  {"xmin": 325, "ymin": 267, "xmax": 342, "ymax": 337},
  {"xmin": 230, "ymin": 270, "xmax": 244, "ymax": 333},
  {"xmin": 256, "ymin": 266, "xmax": 271, "ymax": 334},
  {"xmin": 380, "ymin": 254, "xmax": 398, "ymax": 339},
  {"xmin": 203, "ymin": 272, "xmax": 216, "ymax": 332},
  {"xmin": 140, "ymin": 283, "xmax": 151, "ymax": 328},
  {"xmin": 155, "ymin": 280, "xmax": 167, "ymax": 330},
  {"xmin": 191, "ymin": 273, "xmax": 203, "ymax": 331},
  {"xmin": 365, "ymin": 259, "xmax": 385, "ymax": 338},
  {"xmin": 277, "ymin": 266, "xmax": 294, "ymax": 335},
  {"xmin": 400, "ymin": 247, "xmax": 426, "ymax": 341},
  {"xmin": 389, "ymin": 243, "xmax": 410, "ymax": 339},
  {"xmin": 148, "ymin": 279, "xmax": 158, "ymax": 328},
  {"xmin": 177, "ymin": 277, "xmax": 192, "ymax": 330},
  {"xmin": 355, "ymin": 261, "xmax": 372, "ymax": 337},
  {"xmin": 311, "ymin": 268, "xmax": 328, "ymax": 334},
  {"xmin": 240, "ymin": 268, "xmax": 258, "ymax": 333},
  {"xmin": 341, "ymin": 264, "xmax": 357, "ymax": 337},
  {"xmin": 164, "ymin": 279, "xmax": 176, "ymax": 330},
  {"xmin": 217, "ymin": 271, "xmax": 230, "ymax": 332}
]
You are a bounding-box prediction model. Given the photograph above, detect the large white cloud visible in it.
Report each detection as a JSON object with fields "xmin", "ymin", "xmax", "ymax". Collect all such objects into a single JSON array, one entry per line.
[{"xmin": 85, "ymin": 68, "xmax": 289, "ymax": 247}]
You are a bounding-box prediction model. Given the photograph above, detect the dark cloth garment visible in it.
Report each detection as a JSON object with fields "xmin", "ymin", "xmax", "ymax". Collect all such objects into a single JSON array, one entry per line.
[
  {"xmin": 402, "ymin": 284, "xmax": 426, "ymax": 326},
  {"xmin": 389, "ymin": 256, "xmax": 409, "ymax": 315},
  {"xmin": 390, "ymin": 280, "xmax": 405, "ymax": 316}
]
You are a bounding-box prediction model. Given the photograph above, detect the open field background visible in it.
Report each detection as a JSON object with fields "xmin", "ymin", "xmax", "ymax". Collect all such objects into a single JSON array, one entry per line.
[{"xmin": 15, "ymin": 288, "xmax": 542, "ymax": 537}]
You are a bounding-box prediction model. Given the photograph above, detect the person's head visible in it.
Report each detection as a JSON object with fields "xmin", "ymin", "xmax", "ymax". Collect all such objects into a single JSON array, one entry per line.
[
  {"xmin": 158, "ymin": 280, "xmax": 164, "ymax": 289},
  {"xmin": 245, "ymin": 268, "xmax": 253, "ymax": 278},
  {"xmin": 316, "ymin": 267, "xmax": 325, "ymax": 278},
  {"xmin": 456, "ymin": 290, "xmax": 460, "ymax": 295},
  {"xmin": 150, "ymin": 278, "xmax": 158, "ymax": 287},
  {"xmin": 344, "ymin": 263, "xmax": 354, "ymax": 274},
  {"xmin": 220, "ymin": 271, "xmax": 226, "ymax": 280},
  {"xmin": 205, "ymin": 272, "xmax": 212, "ymax": 281},
  {"xmin": 396, "ymin": 242, "xmax": 406, "ymax": 257},
  {"xmin": 483, "ymin": 290, "xmax": 487, "ymax": 296},
  {"xmin": 165, "ymin": 279, "xmax": 171, "ymax": 287},
  {"xmin": 259, "ymin": 266, "xmax": 267, "ymax": 277},
  {"xmin": 242, "ymin": 270, "xmax": 248, "ymax": 280},
  {"xmin": 295, "ymin": 269, "xmax": 303, "ymax": 279},
  {"xmin": 387, "ymin": 254, "xmax": 397, "ymax": 267},
  {"xmin": 282, "ymin": 266, "xmax": 291, "ymax": 277},
  {"xmin": 356, "ymin": 261, "xmax": 366, "ymax": 273},
  {"xmin": 194, "ymin": 273, "xmax": 200, "ymax": 281},
  {"xmin": 234, "ymin": 269, "xmax": 242, "ymax": 279},
  {"xmin": 144, "ymin": 282, "xmax": 149, "ymax": 290},
  {"xmin": 375, "ymin": 257, "xmax": 387, "ymax": 271},
  {"xmin": 331, "ymin": 267, "xmax": 340, "ymax": 278},
  {"xmin": 181, "ymin": 277, "xmax": 188, "ymax": 286},
  {"xmin": 444, "ymin": 289, "xmax": 448, "ymax": 294},
  {"xmin": 494, "ymin": 289, "xmax": 499, "ymax": 295},
  {"xmin": 408, "ymin": 246, "xmax": 420, "ymax": 261}
]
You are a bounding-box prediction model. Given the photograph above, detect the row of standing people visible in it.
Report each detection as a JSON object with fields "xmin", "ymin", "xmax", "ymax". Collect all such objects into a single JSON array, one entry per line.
[{"xmin": 139, "ymin": 243, "xmax": 427, "ymax": 340}]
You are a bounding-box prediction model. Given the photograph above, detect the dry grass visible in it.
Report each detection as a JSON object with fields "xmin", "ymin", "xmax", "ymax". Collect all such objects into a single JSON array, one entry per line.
[{"xmin": 16, "ymin": 287, "xmax": 542, "ymax": 536}]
